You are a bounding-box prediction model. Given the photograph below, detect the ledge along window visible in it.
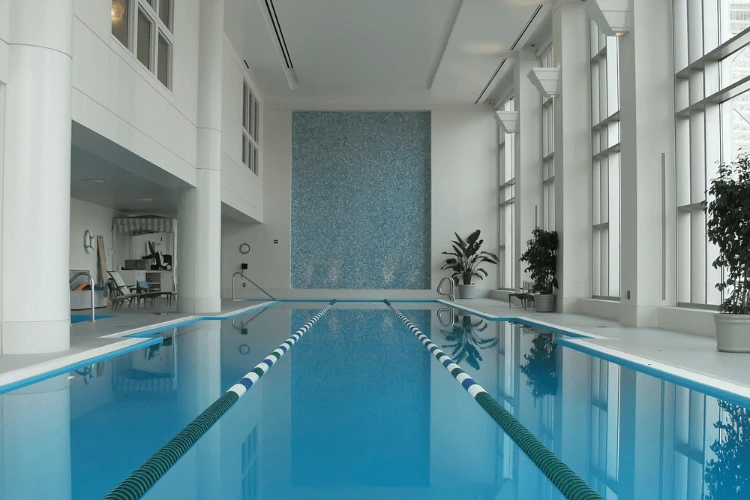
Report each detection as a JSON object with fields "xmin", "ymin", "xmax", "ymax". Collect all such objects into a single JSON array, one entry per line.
[
  {"xmin": 111, "ymin": 0, "xmax": 173, "ymax": 89},
  {"xmin": 498, "ymin": 97, "xmax": 516, "ymax": 290},
  {"xmin": 242, "ymin": 80, "xmax": 261, "ymax": 176},
  {"xmin": 673, "ymin": 0, "xmax": 750, "ymax": 308},
  {"xmin": 590, "ymin": 20, "xmax": 621, "ymax": 301}
]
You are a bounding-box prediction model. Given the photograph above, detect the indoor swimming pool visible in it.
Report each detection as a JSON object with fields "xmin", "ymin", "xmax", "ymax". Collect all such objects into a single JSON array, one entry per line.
[{"xmin": 2, "ymin": 301, "xmax": 748, "ymax": 500}]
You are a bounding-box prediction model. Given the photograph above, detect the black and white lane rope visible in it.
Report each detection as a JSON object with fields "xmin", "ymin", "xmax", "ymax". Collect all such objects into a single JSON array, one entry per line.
[{"xmin": 384, "ymin": 300, "xmax": 602, "ymax": 500}]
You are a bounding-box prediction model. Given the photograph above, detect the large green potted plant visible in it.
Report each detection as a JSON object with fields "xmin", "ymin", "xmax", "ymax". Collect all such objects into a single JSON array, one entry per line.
[
  {"xmin": 519, "ymin": 228, "xmax": 559, "ymax": 312},
  {"xmin": 707, "ymin": 152, "xmax": 750, "ymax": 352},
  {"xmin": 441, "ymin": 230, "xmax": 499, "ymax": 299}
]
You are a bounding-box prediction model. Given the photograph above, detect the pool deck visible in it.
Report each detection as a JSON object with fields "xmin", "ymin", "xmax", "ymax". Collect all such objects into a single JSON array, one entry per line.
[
  {"xmin": 449, "ymin": 298, "xmax": 750, "ymax": 399},
  {"xmin": 0, "ymin": 299, "xmax": 273, "ymax": 392},
  {"xmin": 1, "ymin": 296, "xmax": 748, "ymax": 397}
]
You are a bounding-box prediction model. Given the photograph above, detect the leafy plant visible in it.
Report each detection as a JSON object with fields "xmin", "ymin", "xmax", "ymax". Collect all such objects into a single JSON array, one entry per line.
[
  {"xmin": 706, "ymin": 153, "xmax": 750, "ymax": 314},
  {"xmin": 704, "ymin": 400, "xmax": 750, "ymax": 500},
  {"xmin": 520, "ymin": 332, "xmax": 558, "ymax": 399},
  {"xmin": 441, "ymin": 230, "xmax": 500, "ymax": 285},
  {"xmin": 519, "ymin": 228, "xmax": 559, "ymax": 294},
  {"xmin": 441, "ymin": 315, "xmax": 498, "ymax": 370}
]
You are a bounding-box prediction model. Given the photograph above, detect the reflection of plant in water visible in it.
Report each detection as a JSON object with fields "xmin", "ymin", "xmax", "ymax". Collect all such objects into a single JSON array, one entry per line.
[
  {"xmin": 705, "ymin": 400, "xmax": 750, "ymax": 500},
  {"xmin": 441, "ymin": 315, "xmax": 498, "ymax": 370},
  {"xmin": 520, "ymin": 332, "xmax": 558, "ymax": 399}
]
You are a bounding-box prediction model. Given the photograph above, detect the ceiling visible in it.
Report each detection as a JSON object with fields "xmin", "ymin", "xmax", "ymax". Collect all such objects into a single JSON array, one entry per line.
[
  {"xmin": 225, "ymin": 0, "xmax": 556, "ymax": 109},
  {"xmin": 71, "ymin": 123, "xmax": 256, "ymax": 223}
]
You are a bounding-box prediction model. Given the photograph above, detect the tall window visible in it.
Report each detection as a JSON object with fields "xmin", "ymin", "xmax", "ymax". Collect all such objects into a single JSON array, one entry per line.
[
  {"xmin": 590, "ymin": 21, "xmax": 621, "ymax": 300},
  {"xmin": 541, "ymin": 45, "xmax": 556, "ymax": 231},
  {"xmin": 111, "ymin": 0, "xmax": 173, "ymax": 89},
  {"xmin": 498, "ymin": 97, "xmax": 516, "ymax": 290},
  {"xmin": 674, "ymin": 0, "xmax": 750, "ymax": 307},
  {"xmin": 242, "ymin": 80, "xmax": 260, "ymax": 176}
]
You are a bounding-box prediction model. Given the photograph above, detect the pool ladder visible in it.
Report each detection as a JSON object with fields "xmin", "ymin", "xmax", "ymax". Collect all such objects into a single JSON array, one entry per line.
[{"xmin": 437, "ymin": 276, "xmax": 455, "ymax": 301}]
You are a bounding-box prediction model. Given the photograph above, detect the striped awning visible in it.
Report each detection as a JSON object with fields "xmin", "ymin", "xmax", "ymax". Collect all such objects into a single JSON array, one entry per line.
[{"xmin": 113, "ymin": 217, "xmax": 176, "ymax": 234}]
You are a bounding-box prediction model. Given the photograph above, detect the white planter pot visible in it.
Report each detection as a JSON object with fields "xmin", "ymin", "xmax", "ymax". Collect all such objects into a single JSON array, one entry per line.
[
  {"xmin": 534, "ymin": 294, "xmax": 556, "ymax": 312},
  {"xmin": 715, "ymin": 314, "xmax": 750, "ymax": 352},
  {"xmin": 457, "ymin": 284, "xmax": 476, "ymax": 299}
]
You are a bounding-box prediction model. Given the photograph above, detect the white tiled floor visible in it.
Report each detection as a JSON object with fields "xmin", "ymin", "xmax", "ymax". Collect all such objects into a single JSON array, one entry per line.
[{"xmin": 450, "ymin": 298, "xmax": 749, "ymax": 390}]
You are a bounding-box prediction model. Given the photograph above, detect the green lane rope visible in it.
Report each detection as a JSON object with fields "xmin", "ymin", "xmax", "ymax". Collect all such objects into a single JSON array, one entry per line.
[
  {"xmin": 103, "ymin": 301, "xmax": 336, "ymax": 500},
  {"xmin": 384, "ymin": 300, "xmax": 602, "ymax": 500}
]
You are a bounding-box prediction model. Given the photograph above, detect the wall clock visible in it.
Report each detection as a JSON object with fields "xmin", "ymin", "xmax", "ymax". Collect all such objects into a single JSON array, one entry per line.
[
  {"xmin": 239, "ymin": 243, "xmax": 250, "ymax": 254},
  {"xmin": 239, "ymin": 344, "xmax": 250, "ymax": 355},
  {"xmin": 84, "ymin": 230, "xmax": 95, "ymax": 254}
]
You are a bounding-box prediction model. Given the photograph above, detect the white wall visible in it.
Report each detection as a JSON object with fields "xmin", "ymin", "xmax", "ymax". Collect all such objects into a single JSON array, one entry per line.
[
  {"xmin": 222, "ymin": 109, "xmax": 499, "ymax": 297},
  {"xmin": 221, "ymin": 36, "xmax": 263, "ymax": 221},
  {"xmin": 222, "ymin": 109, "xmax": 292, "ymax": 296},
  {"xmin": 431, "ymin": 111, "xmax": 499, "ymax": 294},
  {"xmin": 71, "ymin": 0, "xmax": 200, "ymax": 186},
  {"xmin": 69, "ymin": 198, "xmax": 125, "ymax": 281},
  {"xmin": 0, "ymin": 0, "xmax": 8, "ymax": 84}
]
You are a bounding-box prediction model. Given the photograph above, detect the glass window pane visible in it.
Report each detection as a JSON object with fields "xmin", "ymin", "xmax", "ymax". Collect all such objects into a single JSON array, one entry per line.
[
  {"xmin": 720, "ymin": 44, "xmax": 750, "ymax": 90},
  {"xmin": 254, "ymin": 101, "xmax": 259, "ymax": 142},
  {"xmin": 159, "ymin": 0, "xmax": 172, "ymax": 30},
  {"xmin": 253, "ymin": 147, "xmax": 259, "ymax": 175},
  {"xmin": 111, "ymin": 0, "xmax": 129, "ymax": 47},
  {"xmin": 243, "ymin": 82, "xmax": 248, "ymax": 131},
  {"xmin": 249, "ymin": 91, "xmax": 255, "ymax": 139},
  {"xmin": 146, "ymin": 0, "xmax": 156, "ymax": 8},
  {"xmin": 157, "ymin": 33, "xmax": 170, "ymax": 87},
  {"xmin": 720, "ymin": 0, "xmax": 750, "ymax": 44},
  {"xmin": 242, "ymin": 134, "xmax": 247, "ymax": 165},
  {"xmin": 137, "ymin": 9, "xmax": 152, "ymax": 69}
]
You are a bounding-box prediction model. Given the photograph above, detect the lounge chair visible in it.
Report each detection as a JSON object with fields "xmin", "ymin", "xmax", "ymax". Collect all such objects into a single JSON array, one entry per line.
[
  {"xmin": 135, "ymin": 280, "xmax": 176, "ymax": 308},
  {"xmin": 108, "ymin": 271, "xmax": 163, "ymax": 309},
  {"xmin": 508, "ymin": 281, "xmax": 535, "ymax": 310}
]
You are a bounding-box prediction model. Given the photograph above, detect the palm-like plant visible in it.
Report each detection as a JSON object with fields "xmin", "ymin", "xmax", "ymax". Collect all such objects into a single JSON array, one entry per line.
[
  {"xmin": 441, "ymin": 315, "xmax": 498, "ymax": 370},
  {"xmin": 441, "ymin": 230, "xmax": 500, "ymax": 285}
]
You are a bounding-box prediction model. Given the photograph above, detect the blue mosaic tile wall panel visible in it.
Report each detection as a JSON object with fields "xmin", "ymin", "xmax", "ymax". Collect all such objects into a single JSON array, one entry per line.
[{"xmin": 291, "ymin": 112, "xmax": 431, "ymax": 289}]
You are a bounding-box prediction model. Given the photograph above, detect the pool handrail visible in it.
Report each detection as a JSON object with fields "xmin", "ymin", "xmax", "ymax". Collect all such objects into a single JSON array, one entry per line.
[
  {"xmin": 69, "ymin": 271, "xmax": 96, "ymax": 323},
  {"xmin": 437, "ymin": 276, "xmax": 455, "ymax": 301},
  {"xmin": 232, "ymin": 271, "xmax": 275, "ymax": 301}
]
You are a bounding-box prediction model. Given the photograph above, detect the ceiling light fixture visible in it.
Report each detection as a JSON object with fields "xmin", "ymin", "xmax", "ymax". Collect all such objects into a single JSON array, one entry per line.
[
  {"xmin": 135, "ymin": 198, "xmax": 153, "ymax": 203},
  {"xmin": 528, "ymin": 68, "xmax": 562, "ymax": 99},
  {"xmin": 584, "ymin": 0, "xmax": 633, "ymax": 37},
  {"xmin": 495, "ymin": 111, "xmax": 520, "ymax": 134},
  {"xmin": 82, "ymin": 178, "xmax": 105, "ymax": 184}
]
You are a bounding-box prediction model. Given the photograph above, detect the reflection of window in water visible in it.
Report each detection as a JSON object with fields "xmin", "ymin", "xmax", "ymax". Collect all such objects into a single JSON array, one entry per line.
[
  {"xmin": 589, "ymin": 357, "xmax": 620, "ymax": 498},
  {"xmin": 242, "ymin": 427, "xmax": 259, "ymax": 500},
  {"xmin": 497, "ymin": 323, "xmax": 521, "ymax": 486}
]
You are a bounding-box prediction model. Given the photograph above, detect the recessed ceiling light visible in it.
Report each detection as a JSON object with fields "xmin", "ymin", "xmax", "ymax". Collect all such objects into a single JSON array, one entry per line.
[
  {"xmin": 83, "ymin": 179, "xmax": 105, "ymax": 184},
  {"xmin": 135, "ymin": 198, "xmax": 153, "ymax": 203}
]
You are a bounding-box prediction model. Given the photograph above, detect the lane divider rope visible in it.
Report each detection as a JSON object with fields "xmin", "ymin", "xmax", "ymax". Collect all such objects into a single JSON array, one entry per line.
[
  {"xmin": 104, "ymin": 300, "xmax": 336, "ymax": 500},
  {"xmin": 384, "ymin": 300, "xmax": 603, "ymax": 500}
]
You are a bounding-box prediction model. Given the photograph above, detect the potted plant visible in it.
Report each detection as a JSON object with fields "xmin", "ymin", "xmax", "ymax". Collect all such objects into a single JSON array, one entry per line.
[
  {"xmin": 707, "ymin": 152, "xmax": 750, "ymax": 352},
  {"xmin": 519, "ymin": 228, "xmax": 559, "ymax": 312},
  {"xmin": 441, "ymin": 230, "xmax": 499, "ymax": 299}
]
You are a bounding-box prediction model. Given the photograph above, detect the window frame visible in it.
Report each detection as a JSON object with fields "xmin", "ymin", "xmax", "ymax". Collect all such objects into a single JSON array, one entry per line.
[
  {"xmin": 673, "ymin": 0, "xmax": 750, "ymax": 308},
  {"xmin": 242, "ymin": 79, "xmax": 261, "ymax": 176},
  {"xmin": 112, "ymin": 0, "xmax": 174, "ymax": 90},
  {"xmin": 498, "ymin": 96, "xmax": 517, "ymax": 291},
  {"xmin": 590, "ymin": 20, "xmax": 622, "ymax": 301},
  {"xmin": 541, "ymin": 44, "xmax": 556, "ymax": 232}
]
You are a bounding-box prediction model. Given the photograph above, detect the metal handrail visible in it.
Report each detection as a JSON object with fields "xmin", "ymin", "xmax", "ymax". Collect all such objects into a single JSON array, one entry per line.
[
  {"xmin": 437, "ymin": 276, "xmax": 455, "ymax": 301},
  {"xmin": 69, "ymin": 271, "xmax": 96, "ymax": 322},
  {"xmin": 232, "ymin": 271, "xmax": 275, "ymax": 301}
]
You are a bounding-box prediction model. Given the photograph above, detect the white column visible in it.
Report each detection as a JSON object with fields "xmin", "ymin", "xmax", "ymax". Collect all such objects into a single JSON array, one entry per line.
[
  {"xmin": 178, "ymin": 0, "xmax": 223, "ymax": 313},
  {"xmin": 514, "ymin": 48, "xmax": 543, "ymax": 287},
  {"xmin": 1, "ymin": 376, "xmax": 72, "ymax": 499},
  {"xmin": 1, "ymin": 0, "xmax": 73, "ymax": 353},
  {"xmin": 553, "ymin": 1, "xmax": 593, "ymax": 313},
  {"xmin": 619, "ymin": 0, "xmax": 675, "ymax": 326}
]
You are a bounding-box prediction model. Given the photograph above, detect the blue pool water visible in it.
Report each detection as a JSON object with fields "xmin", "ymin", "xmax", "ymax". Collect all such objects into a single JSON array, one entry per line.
[
  {"xmin": 3, "ymin": 302, "xmax": 750, "ymax": 499},
  {"xmin": 71, "ymin": 314, "xmax": 114, "ymax": 324}
]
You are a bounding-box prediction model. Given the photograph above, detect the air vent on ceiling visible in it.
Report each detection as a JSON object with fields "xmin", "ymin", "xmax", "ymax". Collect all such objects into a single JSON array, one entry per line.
[
  {"xmin": 475, "ymin": 4, "xmax": 544, "ymax": 104},
  {"xmin": 258, "ymin": 0, "xmax": 298, "ymax": 89}
]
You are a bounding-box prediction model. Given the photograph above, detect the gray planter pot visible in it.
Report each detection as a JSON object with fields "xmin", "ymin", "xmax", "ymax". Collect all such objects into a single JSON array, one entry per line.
[
  {"xmin": 534, "ymin": 294, "xmax": 556, "ymax": 312},
  {"xmin": 715, "ymin": 314, "xmax": 750, "ymax": 352},
  {"xmin": 457, "ymin": 284, "xmax": 476, "ymax": 299}
]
